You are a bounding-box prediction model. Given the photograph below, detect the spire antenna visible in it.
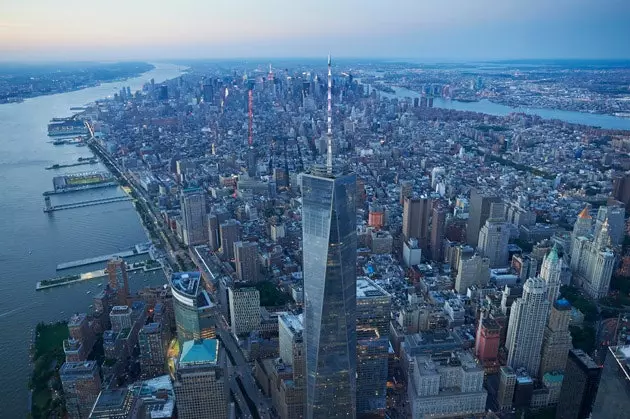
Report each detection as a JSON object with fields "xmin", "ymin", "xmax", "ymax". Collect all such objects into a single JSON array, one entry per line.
[{"xmin": 326, "ymin": 54, "xmax": 333, "ymax": 174}]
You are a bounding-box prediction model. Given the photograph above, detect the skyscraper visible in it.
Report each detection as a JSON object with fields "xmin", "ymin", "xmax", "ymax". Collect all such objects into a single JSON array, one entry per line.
[
  {"xmin": 170, "ymin": 272, "xmax": 215, "ymax": 344},
  {"xmin": 60, "ymin": 361, "xmax": 102, "ymax": 419},
  {"xmin": 276, "ymin": 313, "xmax": 306, "ymax": 418},
  {"xmin": 402, "ymin": 196, "xmax": 431, "ymax": 253},
  {"xmin": 302, "ymin": 165, "xmax": 358, "ymax": 418},
  {"xmin": 594, "ymin": 204, "xmax": 625, "ymax": 246},
  {"xmin": 505, "ymin": 277, "xmax": 550, "ymax": 377},
  {"xmin": 228, "ymin": 287, "xmax": 260, "ymax": 336},
  {"xmin": 356, "ymin": 278, "xmax": 391, "ymax": 417},
  {"xmin": 455, "ymin": 253, "xmax": 490, "ymax": 294},
  {"xmin": 539, "ymin": 299, "xmax": 572, "ymax": 376},
  {"xmin": 557, "ymin": 349, "xmax": 602, "ymax": 419},
  {"xmin": 234, "ymin": 241, "xmax": 259, "ymax": 282},
  {"xmin": 590, "ymin": 345, "xmax": 630, "ymax": 418},
  {"xmin": 477, "ymin": 203, "xmax": 509, "ymax": 268},
  {"xmin": 467, "ymin": 189, "xmax": 501, "ymax": 246},
  {"xmin": 107, "ymin": 257, "xmax": 129, "ymax": 306},
  {"xmin": 180, "ymin": 188, "xmax": 208, "ymax": 246},
  {"xmin": 138, "ymin": 322, "xmax": 167, "ymax": 378},
  {"xmin": 219, "ymin": 219, "xmax": 241, "ymax": 261},
  {"xmin": 540, "ymin": 244, "xmax": 562, "ymax": 304},
  {"xmin": 173, "ymin": 339, "xmax": 228, "ymax": 419},
  {"xmin": 429, "ymin": 204, "xmax": 447, "ymax": 262}
]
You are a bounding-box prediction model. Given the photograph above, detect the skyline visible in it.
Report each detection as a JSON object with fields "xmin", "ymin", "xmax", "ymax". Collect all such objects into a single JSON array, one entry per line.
[{"xmin": 2, "ymin": 0, "xmax": 630, "ymax": 61}]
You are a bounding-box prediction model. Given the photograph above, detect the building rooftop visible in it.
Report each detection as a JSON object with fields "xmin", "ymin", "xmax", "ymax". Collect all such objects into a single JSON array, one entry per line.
[
  {"xmin": 60, "ymin": 361, "xmax": 98, "ymax": 376},
  {"xmin": 180, "ymin": 339, "xmax": 219, "ymax": 366},
  {"xmin": 90, "ymin": 388, "xmax": 132, "ymax": 417},
  {"xmin": 170, "ymin": 271, "xmax": 202, "ymax": 299},
  {"xmin": 131, "ymin": 375, "xmax": 175, "ymax": 419},
  {"xmin": 141, "ymin": 322, "xmax": 162, "ymax": 334},
  {"xmin": 357, "ymin": 277, "xmax": 390, "ymax": 299},
  {"xmin": 68, "ymin": 313, "xmax": 87, "ymax": 327},
  {"xmin": 279, "ymin": 312, "xmax": 303, "ymax": 335}
]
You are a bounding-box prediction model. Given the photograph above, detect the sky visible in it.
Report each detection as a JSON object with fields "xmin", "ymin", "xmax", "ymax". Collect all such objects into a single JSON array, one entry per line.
[{"xmin": 1, "ymin": 0, "xmax": 629, "ymax": 62}]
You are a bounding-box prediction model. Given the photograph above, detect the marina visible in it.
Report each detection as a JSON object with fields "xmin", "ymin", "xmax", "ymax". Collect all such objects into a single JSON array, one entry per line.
[
  {"xmin": 56, "ymin": 242, "xmax": 152, "ymax": 270},
  {"xmin": 43, "ymin": 196, "xmax": 133, "ymax": 213}
]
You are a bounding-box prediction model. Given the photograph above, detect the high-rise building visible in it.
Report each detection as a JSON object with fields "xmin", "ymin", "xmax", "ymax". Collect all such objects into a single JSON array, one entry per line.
[
  {"xmin": 110, "ymin": 305, "xmax": 133, "ymax": 333},
  {"xmin": 138, "ymin": 323, "xmax": 167, "ymax": 378},
  {"xmin": 540, "ymin": 299, "xmax": 572, "ymax": 376},
  {"xmin": 466, "ymin": 189, "xmax": 501, "ymax": 246},
  {"xmin": 570, "ymin": 206, "xmax": 616, "ymax": 299},
  {"xmin": 234, "ymin": 241, "xmax": 259, "ymax": 282},
  {"xmin": 207, "ymin": 214, "xmax": 220, "ymax": 251},
  {"xmin": 173, "ymin": 339, "xmax": 228, "ymax": 419},
  {"xmin": 356, "ymin": 278, "xmax": 391, "ymax": 417},
  {"xmin": 219, "ymin": 219, "xmax": 241, "ymax": 261},
  {"xmin": 594, "ymin": 204, "xmax": 625, "ymax": 246},
  {"xmin": 89, "ymin": 388, "xmax": 145, "ymax": 418},
  {"xmin": 60, "ymin": 361, "xmax": 102, "ymax": 419},
  {"xmin": 402, "ymin": 196, "xmax": 431, "ymax": 253},
  {"xmin": 540, "ymin": 245, "xmax": 562, "ymax": 303},
  {"xmin": 455, "ymin": 254, "xmax": 490, "ymax": 294},
  {"xmin": 399, "ymin": 180, "xmax": 413, "ymax": 205},
  {"xmin": 408, "ymin": 351, "xmax": 487, "ymax": 418},
  {"xmin": 590, "ymin": 345, "xmax": 630, "ymax": 418},
  {"xmin": 612, "ymin": 172, "xmax": 630, "ymax": 211},
  {"xmin": 302, "ymin": 165, "xmax": 357, "ymax": 419},
  {"xmin": 505, "ymin": 278, "xmax": 550, "ymax": 377},
  {"xmin": 497, "ymin": 366, "xmax": 517, "ymax": 412},
  {"xmin": 180, "ymin": 188, "xmax": 208, "ymax": 246},
  {"xmin": 430, "ymin": 205, "xmax": 447, "ymax": 262},
  {"xmin": 477, "ymin": 205, "xmax": 509, "ymax": 268},
  {"xmin": 475, "ymin": 316, "xmax": 501, "ymax": 367},
  {"xmin": 170, "ymin": 272, "xmax": 216, "ymax": 344},
  {"xmin": 557, "ymin": 349, "xmax": 602, "ymax": 419},
  {"xmin": 107, "ymin": 257, "xmax": 129, "ymax": 305},
  {"xmin": 228, "ymin": 287, "xmax": 260, "ymax": 336},
  {"xmin": 276, "ymin": 313, "xmax": 306, "ymax": 418}
]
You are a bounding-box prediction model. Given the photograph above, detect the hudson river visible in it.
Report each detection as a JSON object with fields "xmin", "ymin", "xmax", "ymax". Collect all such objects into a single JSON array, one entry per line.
[{"xmin": 0, "ymin": 63, "xmax": 183, "ymax": 418}]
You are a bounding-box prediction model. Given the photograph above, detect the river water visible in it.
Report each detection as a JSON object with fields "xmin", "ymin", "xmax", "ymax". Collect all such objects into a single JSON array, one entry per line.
[
  {"xmin": 0, "ymin": 63, "xmax": 184, "ymax": 418},
  {"xmin": 371, "ymin": 84, "xmax": 630, "ymax": 131}
]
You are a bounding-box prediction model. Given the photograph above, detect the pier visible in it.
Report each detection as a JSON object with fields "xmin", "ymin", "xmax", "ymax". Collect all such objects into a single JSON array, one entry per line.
[
  {"xmin": 44, "ymin": 196, "xmax": 132, "ymax": 213},
  {"xmin": 42, "ymin": 181, "xmax": 118, "ymax": 196},
  {"xmin": 45, "ymin": 160, "xmax": 98, "ymax": 170},
  {"xmin": 56, "ymin": 243, "xmax": 151, "ymax": 270},
  {"xmin": 38, "ymin": 260, "xmax": 162, "ymax": 290}
]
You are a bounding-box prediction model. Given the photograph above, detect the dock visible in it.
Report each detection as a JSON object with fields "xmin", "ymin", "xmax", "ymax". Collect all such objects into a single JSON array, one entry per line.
[
  {"xmin": 56, "ymin": 243, "xmax": 151, "ymax": 270},
  {"xmin": 38, "ymin": 260, "xmax": 162, "ymax": 290},
  {"xmin": 43, "ymin": 181, "xmax": 118, "ymax": 196},
  {"xmin": 44, "ymin": 196, "xmax": 132, "ymax": 213},
  {"xmin": 45, "ymin": 160, "xmax": 98, "ymax": 170}
]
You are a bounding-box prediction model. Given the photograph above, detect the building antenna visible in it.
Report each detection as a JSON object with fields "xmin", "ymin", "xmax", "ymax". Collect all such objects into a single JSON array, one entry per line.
[{"xmin": 326, "ymin": 54, "xmax": 333, "ymax": 174}]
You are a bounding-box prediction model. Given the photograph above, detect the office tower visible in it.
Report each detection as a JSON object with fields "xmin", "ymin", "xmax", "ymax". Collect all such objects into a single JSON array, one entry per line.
[
  {"xmin": 173, "ymin": 339, "xmax": 228, "ymax": 419},
  {"xmin": 60, "ymin": 361, "xmax": 102, "ymax": 419},
  {"xmin": 571, "ymin": 207, "xmax": 616, "ymax": 299},
  {"xmin": 170, "ymin": 272, "xmax": 215, "ymax": 344},
  {"xmin": 497, "ymin": 366, "xmax": 517, "ymax": 412},
  {"xmin": 276, "ymin": 313, "xmax": 306, "ymax": 418},
  {"xmin": 557, "ymin": 349, "xmax": 602, "ymax": 419},
  {"xmin": 402, "ymin": 196, "xmax": 432, "ymax": 252},
  {"xmin": 540, "ymin": 245, "xmax": 562, "ymax": 303},
  {"xmin": 302, "ymin": 56, "xmax": 357, "ymax": 419},
  {"xmin": 356, "ymin": 278, "xmax": 391, "ymax": 417},
  {"xmin": 207, "ymin": 214, "xmax": 220, "ymax": 251},
  {"xmin": 110, "ymin": 305, "xmax": 132, "ymax": 333},
  {"xmin": 399, "ymin": 180, "xmax": 413, "ymax": 205},
  {"xmin": 455, "ymin": 254, "xmax": 490, "ymax": 294},
  {"xmin": 430, "ymin": 205, "xmax": 447, "ymax": 262},
  {"xmin": 234, "ymin": 241, "xmax": 259, "ymax": 282},
  {"xmin": 228, "ymin": 287, "xmax": 260, "ymax": 336},
  {"xmin": 403, "ymin": 238, "xmax": 422, "ymax": 267},
  {"xmin": 591, "ymin": 345, "xmax": 630, "ymax": 418},
  {"xmin": 158, "ymin": 85, "xmax": 168, "ymax": 101},
  {"xmin": 477, "ymin": 204, "xmax": 509, "ymax": 268},
  {"xmin": 180, "ymin": 188, "xmax": 208, "ymax": 246},
  {"xmin": 107, "ymin": 257, "xmax": 129, "ymax": 305},
  {"xmin": 408, "ymin": 351, "xmax": 487, "ymax": 418},
  {"xmin": 138, "ymin": 323, "xmax": 167, "ymax": 378},
  {"xmin": 89, "ymin": 388, "xmax": 145, "ymax": 418},
  {"xmin": 505, "ymin": 278, "xmax": 550, "ymax": 377},
  {"xmin": 595, "ymin": 204, "xmax": 625, "ymax": 246},
  {"xmin": 368, "ymin": 204, "xmax": 385, "ymax": 229},
  {"xmin": 612, "ymin": 172, "xmax": 630, "ymax": 211},
  {"xmin": 467, "ymin": 189, "xmax": 501, "ymax": 246},
  {"xmin": 219, "ymin": 219, "xmax": 241, "ymax": 260},
  {"xmin": 475, "ymin": 316, "xmax": 500, "ymax": 366},
  {"xmin": 540, "ymin": 299, "xmax": 572, "ymax": 376},
  {"xmin": 512, "ymin": 254, "xmax": 537, "ymax": 282}
]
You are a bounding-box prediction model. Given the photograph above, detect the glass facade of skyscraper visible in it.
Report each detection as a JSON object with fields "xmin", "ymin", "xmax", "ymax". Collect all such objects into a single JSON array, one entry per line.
[{"xmin": 302, "ymin": 169, "xmax": 357, "ymax": 419}]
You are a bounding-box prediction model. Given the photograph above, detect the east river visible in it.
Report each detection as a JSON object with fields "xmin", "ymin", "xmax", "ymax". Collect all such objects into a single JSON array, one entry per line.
[{"xmin": 0, "ymin": 63, "xmax": 183, "ymax": 417}]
